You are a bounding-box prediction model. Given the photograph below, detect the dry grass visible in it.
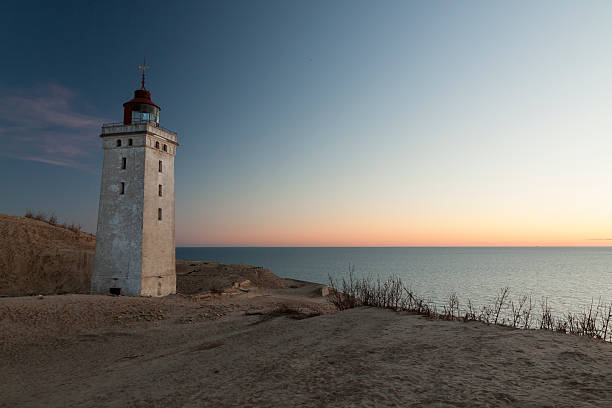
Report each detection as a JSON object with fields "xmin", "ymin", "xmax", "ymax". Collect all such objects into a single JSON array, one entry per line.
[
  {"xmin": 328, "ymin": 269, "xmax": 612, "ymax": 342},
  {"xmin": 24, "ymin": 210, "xmax": 90, "ymax": 235}
]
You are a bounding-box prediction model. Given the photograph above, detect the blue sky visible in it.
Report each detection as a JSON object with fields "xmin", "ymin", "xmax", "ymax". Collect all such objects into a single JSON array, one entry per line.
[{"xmin": 2, "ymin": 1, "xmax": 612, "ymax": 245}]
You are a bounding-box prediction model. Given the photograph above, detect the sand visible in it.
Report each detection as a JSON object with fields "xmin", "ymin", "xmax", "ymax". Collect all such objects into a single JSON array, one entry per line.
[
  {"xmin": 176, "ymin": 259, "xmax": 288, "ymax": 294},
  {"xmin": 0, "ymin": 214, "xmax": 95, "ymax": 296},
  {"xmin": 2, "ymin": 289, "xmax": 612, "ymax": 407}
]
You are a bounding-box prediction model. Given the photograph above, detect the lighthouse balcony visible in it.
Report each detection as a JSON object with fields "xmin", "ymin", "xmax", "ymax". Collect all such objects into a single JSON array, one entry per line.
[{"xmin": 101, "ymin": 121, "xmax": 178, "ymax": 144}]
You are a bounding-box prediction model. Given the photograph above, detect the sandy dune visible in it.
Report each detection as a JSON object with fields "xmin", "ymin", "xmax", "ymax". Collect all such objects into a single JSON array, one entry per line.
[
  {"xmin": 2, "ymin": 289, "xmax": 611, "ymax": 407},
  {"xmin": 0, "ymin": 214, "xmax": 95, "ymax": 296},
  {"xmin": 176, "ymin": 259, "xmax": 287, "ymax": 294}
]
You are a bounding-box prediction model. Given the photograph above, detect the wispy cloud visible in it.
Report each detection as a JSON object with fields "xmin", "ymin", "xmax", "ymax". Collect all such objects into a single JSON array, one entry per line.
[
  {"xmin": 588, "ymin": 238, "xmax": 612, "ymax": 241},
  {"xmin": 0, "ymin": 84, "xmax": 106, "ymax": 169},
  {"xmin": 0, "ymin": 152, "xmax": 73, "ymax": 167}
]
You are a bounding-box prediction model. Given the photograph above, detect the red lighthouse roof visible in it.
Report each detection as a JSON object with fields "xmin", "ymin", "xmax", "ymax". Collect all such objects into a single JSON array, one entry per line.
[{"xmin": 124, "ymin": 89, "xmax": 161, "ymax": 111}]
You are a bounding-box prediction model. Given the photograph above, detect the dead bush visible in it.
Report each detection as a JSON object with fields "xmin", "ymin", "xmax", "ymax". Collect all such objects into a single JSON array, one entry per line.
[{"xmin": 328, "ymin": 269, "xmax": 612, "ymax": 342}]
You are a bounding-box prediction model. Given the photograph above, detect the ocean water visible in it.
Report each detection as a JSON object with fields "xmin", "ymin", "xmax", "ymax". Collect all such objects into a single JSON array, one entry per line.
[{"xmin": 176, "ymin": 247, "xmax": 612, "ymax": 316}]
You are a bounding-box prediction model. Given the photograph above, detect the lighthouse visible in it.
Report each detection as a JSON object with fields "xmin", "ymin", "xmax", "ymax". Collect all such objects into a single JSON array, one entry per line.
[{"xmin": 92, "ymin": 63, "xmax": 178, "ymax": 296}]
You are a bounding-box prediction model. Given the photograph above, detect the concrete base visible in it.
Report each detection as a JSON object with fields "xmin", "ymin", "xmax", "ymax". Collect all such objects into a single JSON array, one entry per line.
[
  {"xmin": 91, "ymin": 274, "xmax": 175, "ymax": 297},
  {"xmin": 91, "ymin": 277, "xmax": 141, "ymax": 296},
  {"xmin": 141, "ymin": 274, "xmax": 176, "ymax": 297}
]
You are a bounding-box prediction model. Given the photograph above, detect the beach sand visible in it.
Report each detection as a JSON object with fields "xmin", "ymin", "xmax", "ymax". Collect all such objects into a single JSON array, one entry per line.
[{"xmin": 2, "ymin": 285, "xmax": 612, "ymax": 407}]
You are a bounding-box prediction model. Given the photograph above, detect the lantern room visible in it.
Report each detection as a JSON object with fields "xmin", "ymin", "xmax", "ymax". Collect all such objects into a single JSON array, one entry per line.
[{"xmin": 123, "ymin": 88, "xmax": 160, "ymax": 125}]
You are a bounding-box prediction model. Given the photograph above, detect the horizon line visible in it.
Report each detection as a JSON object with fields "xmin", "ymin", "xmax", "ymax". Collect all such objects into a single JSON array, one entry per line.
[{"xmin": 175, "ymin": 245, "xmax": 612, "ymax": 248}]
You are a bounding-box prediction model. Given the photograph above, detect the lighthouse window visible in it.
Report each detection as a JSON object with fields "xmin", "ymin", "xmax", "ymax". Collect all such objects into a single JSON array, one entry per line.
[
  {"xmin": 120, "ymin": 182, "xmax": 125, "ymax": 195},
  {"xmin": 155, "ymin": 141, "xmax": 160, "ymax": 149},
  {"xmin": 158, "ymin": 208, "xmax": 162, "ymax": 221},
  {"xmin": 131, "ymin": 104, "xmax": 159, "ymax": 124},
  {"xmin": 121, "ymin": 157, "xmax": 126, "ymax": 169},
  {"xmin": 116, "ymin": 139, "xmax": 122, "ymax": 147},
  {"xmin": 159, "ymin": 184, "xmax": 162, "ymax": 197},
  {"xmin": 163, "ymin": 144, "xmax": 167, "ymax": 152},
  {"xmin": 128, "ymin": 138, "xmax": 133, "ymax": 146},
  {"xmin": 159, "ymin": 160, "xmax": 162, "ymax": 172}
]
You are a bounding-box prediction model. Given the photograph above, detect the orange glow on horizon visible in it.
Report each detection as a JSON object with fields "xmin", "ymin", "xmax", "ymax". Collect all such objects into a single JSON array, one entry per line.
[{"xmin": 176, "ymin": 218, "xmax": 612, "ymax": 247}]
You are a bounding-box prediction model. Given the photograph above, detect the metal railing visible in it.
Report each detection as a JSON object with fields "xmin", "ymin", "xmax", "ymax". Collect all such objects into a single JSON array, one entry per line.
[{"xmin": 102, "ymin": 120, "xmax": 177, "ymax": 136}]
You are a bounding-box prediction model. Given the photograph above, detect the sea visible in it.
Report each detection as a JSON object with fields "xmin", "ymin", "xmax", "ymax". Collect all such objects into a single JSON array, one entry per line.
[{"xmin": 176, "ymin": 247, "xmax": 612, "ymax": 317}]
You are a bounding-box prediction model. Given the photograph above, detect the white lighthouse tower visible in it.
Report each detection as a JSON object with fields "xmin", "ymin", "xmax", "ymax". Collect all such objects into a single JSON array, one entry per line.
[{"xmin": 92, "ymin": 63, "xmax": 178, "ymax": 296}]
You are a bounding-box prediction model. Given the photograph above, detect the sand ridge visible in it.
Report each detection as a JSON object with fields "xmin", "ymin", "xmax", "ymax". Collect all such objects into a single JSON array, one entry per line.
[{"xmin": 0, "ymin": 214, "xmax": 95, "ymax": 296}]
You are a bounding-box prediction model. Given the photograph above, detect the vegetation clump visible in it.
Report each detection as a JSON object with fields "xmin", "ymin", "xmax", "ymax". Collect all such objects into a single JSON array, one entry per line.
[
  {"xmin": 24, "ymin": 210, "xmax": 89, "ymax": 235},
  {"xmin": 329, "ymin": 267, "xmax": 612, "ymax": 342}
]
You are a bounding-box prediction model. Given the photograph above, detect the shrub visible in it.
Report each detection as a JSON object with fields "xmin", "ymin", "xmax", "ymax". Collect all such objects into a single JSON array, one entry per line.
[
  {"xmin": 328, "ymin": 270, "xmax": 612, "ymax": 342},
  {"xmin": 23, "ymin": 210, "xmax": 86, "ymax": 235},
  {"xmin": 33, "ymin": 212, "xmax": 47, "ymax": 222}
]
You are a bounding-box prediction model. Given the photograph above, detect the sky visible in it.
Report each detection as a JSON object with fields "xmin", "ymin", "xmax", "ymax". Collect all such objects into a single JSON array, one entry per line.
[{"xmin": 1, "ymin": 1, "xmax": 612, "ymax": 246}]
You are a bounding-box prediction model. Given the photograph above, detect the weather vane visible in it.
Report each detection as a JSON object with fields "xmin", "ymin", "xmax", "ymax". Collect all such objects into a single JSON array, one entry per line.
[{"xmin": 138, "ymin": 57, "xmax": 149, "ymax": 89}]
